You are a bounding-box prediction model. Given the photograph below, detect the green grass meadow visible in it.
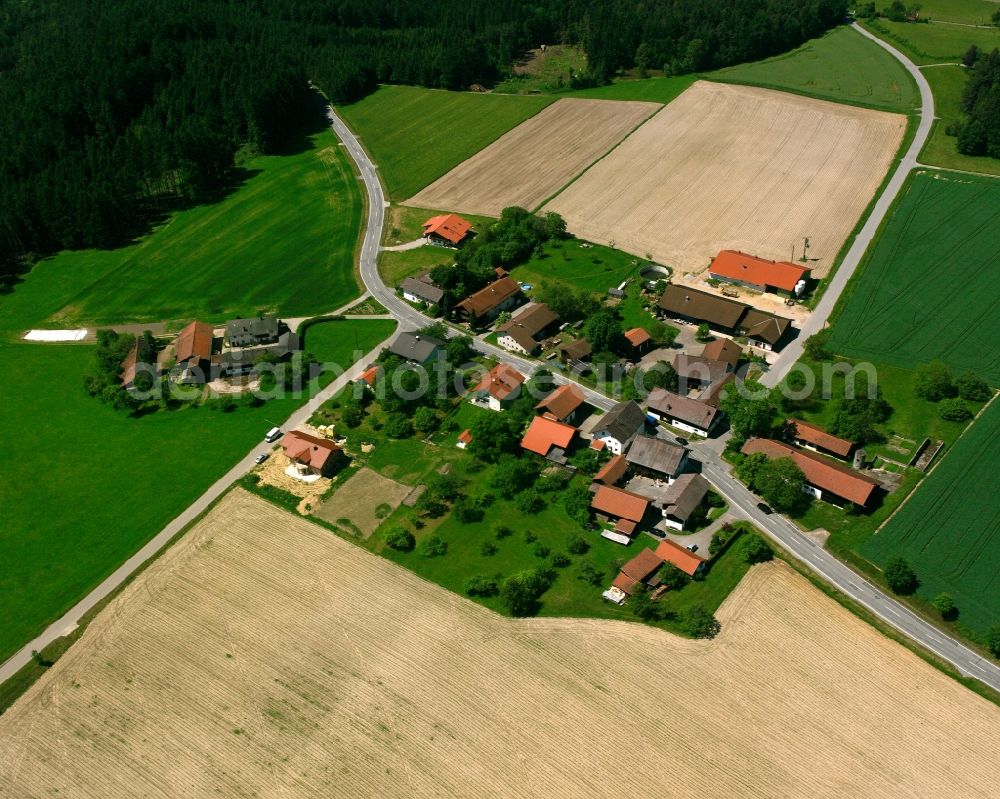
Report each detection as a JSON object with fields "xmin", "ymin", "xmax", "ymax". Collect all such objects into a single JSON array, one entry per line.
[
  {"xmin": 339, "ymin": 85, "xmax": 553, "ymax": 199},
  {"xmin": 919, "ymin": 64, "xmax": 1000, "ymax": 175},
  {"xmin": 862, "ymin": 398, "xmax": 1000, "ymax": 636},
  {"xmin": 27, "ymin": 129, "xmax": 362, "ymax": 326},
  {"xmin": 514, "ymin": 238, "xmax": 643, "ymax": 294},
  {"xmin": 709, "ymin": 26, "xmax": 918, "ymax": 111},
  {"xmin": 556, "ymin": 74, "xmax": 696, "ymax": 104},
  {"xmin": 864, "ymin": 17, "xmax": 1000, "ymax": 65},
  {"xmin": 828, "ymin": 170, "xmax": 1000, "ymax": 385}
]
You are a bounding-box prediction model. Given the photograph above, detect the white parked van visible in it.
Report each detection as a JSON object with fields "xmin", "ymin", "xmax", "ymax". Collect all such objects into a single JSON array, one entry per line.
[{"xmin": 264, "ymin": 426, "xmax": 282, "ymax": 443}]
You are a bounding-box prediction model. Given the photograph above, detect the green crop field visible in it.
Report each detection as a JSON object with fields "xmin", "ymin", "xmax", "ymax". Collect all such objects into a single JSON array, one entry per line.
[
  {"xmin": 339, "ymin": 85, "xmax": 553, "ymax": 200},
  {"xmin": 31, "ymin": 129, "xmax": 362, "ymax": 326},
  {"xmin": 828, "ymin": 170, "xmax": 1000, "ymax": 385},
  {"xmin": 862, "ymin": 398, "xmax": 1000, "ymax": 636},
  {"xmin": 709, "ymin": 26, "xmax": 918, "ymax": 111}
]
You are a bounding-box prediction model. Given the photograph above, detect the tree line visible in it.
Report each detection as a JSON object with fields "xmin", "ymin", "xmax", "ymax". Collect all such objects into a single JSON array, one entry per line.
[{"xmin": 0, "ymin": 0, "xmax": 847, "ymax": 292}]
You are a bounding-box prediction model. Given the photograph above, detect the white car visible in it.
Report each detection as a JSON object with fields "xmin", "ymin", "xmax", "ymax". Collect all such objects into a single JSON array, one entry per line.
[{"xmin": 264, "ymin": 426, "xmax": 282, "ymax": 443}]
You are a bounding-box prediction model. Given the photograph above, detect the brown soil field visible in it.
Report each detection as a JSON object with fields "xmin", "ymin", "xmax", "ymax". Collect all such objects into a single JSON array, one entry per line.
[
  {"xmin": 544, "ymin": 81, "xmax": 906, "ymax": 278},
  {"xmin": 2, "ymin": 489, "xmax": 998, "ymax": 798},
  {"xmin": 313, "ymin": 466, "xmax": 411, "ymax": 537},
  {"xmin": 407, "ymin": 98, "xmax": 660, "ymax": 217}
]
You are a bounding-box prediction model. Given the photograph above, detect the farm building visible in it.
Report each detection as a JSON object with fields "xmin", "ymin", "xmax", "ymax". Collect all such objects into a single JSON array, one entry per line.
[
  {"xmin": 387, "ymin": 332, "xmax": 444, "ymax": 364},
  {"xmin": 217, "ymin": 329, "xmax": 300, "ymax": 377},
  {"xmin": 469, "ymin": 363, "xmax": 525, "ymax": 412},
  {"xmin": 594, "ymin": 453, "xmax": 629, "ymax": 486},
  {"xmin": 655, "ymin": 538, "xmax": 707, "ymax": 576},
  {"xmin": 609, "ymin": 547, "xmax": 665, "ymax": 597},
  {"xmin": 120, "ymin": 335, "xmax": 159, "ymax": 393},
  {"xmin": 422, "ymin": 213, "xmax": 473, "ymax": 246},
  {"xmin": 281, "ymin": 430, "xmax": 346, "ymax": 479},
  {"xmin": 590, "ymin": 484, "xmax": 653, "ymax": 541},
  {"xmin": 658, "ymin": 285, "xmax": 793, "ymax": 350},
  {"xmin": 701, "ymin": 337, "xmax": 743, "ymax": 368},
  {"xmin": 456, "ymin": 277, "xmax": 523, "ymax": 325},
  {"xmin": 647, "ymin": 388, "xmax": 722, "ymax": 437},
  {"xmin": 623, "ymin": 327, "xmax": 653, "ymax": 358},
  {"xmin": 497, "ymin": 303, "xmax": 560, "ymax": 355},
  {"xmin": 669, "ymin": 352, "xmax": 732, "ymax": 391},
  {"xmin": 656, "ymin": 473, "xmax": 710, "ymax": 531},
  {"xmin": 709, "ymin": 250, "xmax": 810, "ymax": 297},
  {"xmin": 625, "ymin": 435, "xmax": 688, "ymax": 483},
  {"xmin": 741, "ymin": 438, "xmax": 879, "ymax": 508},
  {"xmin": 591, "ymin": 400, "xmax": 647, "ymax": 455},
  {"xmin": 559, "ymin": 338, "xmax": 593, "ymax": 372},
  {"xmin": 740, "ymin": 309, "xmax": 792, "ymax": 351},
  {"xmin": 400, "ymin": 273, "xmax": 445, "ymax": 306},
  {"xmin": 786, "ymin": 419, "xmax": 855, "ymax": 460},
  {"xmin": 520, "ymin": 415, "xmax": 577, "ymax": 463},
  {"xmin": 535, "ymin": 383, "xmax": 586, "ymax": 424},
  {"xmin": 173, "ymin": 320, "xmax": 216, "ymax": 384},
  {"xmin": 456, "ymin": 429, "xmax": 473, "ymax": 449}
]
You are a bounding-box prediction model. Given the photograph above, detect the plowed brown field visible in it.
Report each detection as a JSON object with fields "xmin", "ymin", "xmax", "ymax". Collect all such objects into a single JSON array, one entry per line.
[
  {"xmin": 407, "ymin": 97, "xmax": 660, "ymax": 216},
  {"xmin": 2, "ymin": 489, "xmax": 998, "ymax": 798},
  {"xmin": 544, "ymin": 81, "xmax": 906, "ymax": 277}
]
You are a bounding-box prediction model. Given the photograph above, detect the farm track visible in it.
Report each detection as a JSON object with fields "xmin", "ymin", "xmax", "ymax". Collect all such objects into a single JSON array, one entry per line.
[{"xmin": 2, "ymin": 491, "xmax": 998, "ymax": 798}]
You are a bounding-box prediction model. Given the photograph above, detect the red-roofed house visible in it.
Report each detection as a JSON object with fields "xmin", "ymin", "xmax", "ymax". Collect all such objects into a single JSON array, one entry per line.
[
  {"xmin": 590, "ymin": 485, "xmax": 651, "ymax": 529},
  {"xmin": 594, "ymin": 454, "xmax": 628, "ymax": 486},
  {"xmin": 456, "ymin": 277, "xmax": 523, "ymax": 325},
  {"xmin": 786, "ymin": 419, "xmax": 855, "ymax": 460},
  {"xmin": 623, "ymin": 327, "xmax": 653, "ymax": 358},
  {"xmin": 469, "ymin": 363, "xmax": 525, "ymax": 411},
  {"xmin": 457, "ymin": 429, "xmax": 473, "ymax": 449},
  {"xmin": 174, "ymin": 320, "xmax": 216, "ymax": 384},
  {"xmin": 611, "ymin": 548, "xmax": 666, "ymax": 596},
  {"xmin": 356, "ymin": 365, "xmax": 379, "ymax": 389},
  {"xmin": 281, "ymin": 430, "xmax": 346, "ymax": 478},
  {"xmin": 655, "ymin": 539, "xmax": 707, "ymax": 576},
  {"xmin": 709, "ymin": 250, "xmax": 810, "ymax": 297},
  {"xmin": 535, "ymin": 383, "xmax": 586, "ymax": 425},
  {"xmin": 741, "ymin": 438, "xmax": 879, "ymax": 508},
  {"xmin": 520, "ymin": 416, "xmax": 577, "ymax": 463},
  {"xmin": 422, "ymin": 213, "xmax": 472, "ymax": 246}
]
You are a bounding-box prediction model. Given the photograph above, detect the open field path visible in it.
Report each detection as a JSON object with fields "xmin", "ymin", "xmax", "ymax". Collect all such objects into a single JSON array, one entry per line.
[{"xmin": 761, "ymin": 22, "xmax": 935, "ymax": 389}]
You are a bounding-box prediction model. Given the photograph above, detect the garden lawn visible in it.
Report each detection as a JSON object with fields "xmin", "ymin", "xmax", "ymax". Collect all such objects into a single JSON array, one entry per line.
[
  {"xmin": 514, "ymin": 238, "xmax": 642, "ymax": 295},
  {"xmin": 708, "ymin": 26, "xmax": 918, "ymax": 112},
  {"xmin": 861, "ymin": 398, "xmax": 1000, "ymax": 636},
  {"xmin": 828, "ymin": 170, "xmax": 1000, "ymax": 385},
  {"xmin": 339, "ymin": 86, "xmax": 553, "ymax": 200},
  {"xmin": 919, "ymin": 65, "xmax": 1000, "ymax": 175},
  {"xmin": 29, "ymin": 129, "xmax": 362, "ymax": 326},
  {"xmin": 301, "ymin": 317, "xmax": 397, "ymax": 367}
]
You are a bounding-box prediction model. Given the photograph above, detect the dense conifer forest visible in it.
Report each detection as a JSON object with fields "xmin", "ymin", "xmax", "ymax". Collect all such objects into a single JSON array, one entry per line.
[{"xmin": 0, "ymin": 0, "xmax": 847, "ymax": 290}]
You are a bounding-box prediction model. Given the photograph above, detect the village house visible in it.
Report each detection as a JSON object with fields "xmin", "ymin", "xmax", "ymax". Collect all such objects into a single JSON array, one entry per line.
[
  {"xmin": 740, "ymin": 308, "xmax": 792, "ymax": 351},
  {"xmin": 422, "ymin": 213, "xmax": 473, "ymax": 247},
  {"xmin": 535, "ymin": 383, "xmax": 586, "ymax": 425},
  {"xmin": 655, "ymin": 538, "xmax": 708, "ymax": 576},
  {"xmin": 708, "ymin": 250, "xmax": 810, "ymax": 298},
  {"xmin": 173, "ymin": 320, "xmax": 216, "ymax": 384},
  {"xmin": 469, "ymin": 363, "xmax": 525, "ymax": 412},
  {"xmin": 455, "ymin": 276, "xmax": 523, "ymax": 326},
  {"xmin": 225, "ymin": 315, "xmax": 280, "ymax": 348},
  {"xmin": 594, "ymin": 453, "xmax": 629, "ymax": 486},
  {"xmin": 281, "ymin": 430, "xmax": 346, "ymax": 479},
  {"xmin": 647, "ymin": 388, "xmax": 722, "ymax": 437},
  {"xmin": 656, "ymin": 473, "xmax": 710, "ymax": 531},
  {"xmin": 741, "ymin": 438, "xmax": 880, "ymax": 509},
  {"xmin": 456, "ymin": 429, "xmax": 473, "ymax": 449},
  {"xmin": 355, "ymin": 365, "xmax": 379, "ymax": 390},
  {"xmin": 559, "ymin": 338, "xmax": 593, "ymax": 373},
  {"xmin": 607, "ymin": 547, "xmax": 666, "ymax": 602},
  {"xmin": 520, "ymin": 415, "xmax": 577, "ymax": 464},
  {"xmin": 623, "ymin": 327, "xmax": 653, "ymax": 359},
  {"xmin": 387, "ymin": 331, "xmax": 445, "ymax": 364},
  {"xmin": 699, "ymin": 373, "xmax": 736, "ymax": 408},
  {"xmin": 668, "ymin": 352, "xmax": 732, "ymax": 391},
  {"xmin": 786, "ymin": 419, "xmax": 856, "ymax": 461},
  {"xmin": 590, "ymin": 484, "xmax": 653, "ymax": 543},
  {"xmin": 496, "ymin": 302, "xmax": 560, "ymax": 355},
  {"xmin": 217, "ymin": 324, "xmax": 300, "ymax": 377},
  {"xmin": 625, "ymin": 435, "xmax": 689, "ymax": 484},
  {"xmin": 400, "ymin": 273, "xmax": 445, "ymax": 306},
  {"xmin": 591, "ymin": 400, "xmax": 647, "ymax": 455},
  {"xmin": 658, "ymin": 285, "xmax": 793, "ymax": 351},
  {"xmin": 700, "ymin": 337, "xmax": 743, "ymax": 369}
]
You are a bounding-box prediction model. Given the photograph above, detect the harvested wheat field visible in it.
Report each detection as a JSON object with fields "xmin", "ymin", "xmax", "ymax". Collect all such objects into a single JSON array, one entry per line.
[
  {"xmin": 544, "ymin": 81, "xmax": 906, "ymax": 277},
  {"xmin": 2, "ymin": 489, "xmax": 998, "ymax": 798},
  {"xmin": 407, "ymin": 97, "xmax": 659, "ymax": 216}
]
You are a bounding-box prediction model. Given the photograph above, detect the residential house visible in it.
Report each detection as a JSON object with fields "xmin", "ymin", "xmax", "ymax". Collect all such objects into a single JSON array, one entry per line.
[
  {"xmin": 625, "ymin": 435, "xmax": 688, "ymax": 484},
  {"xmin": 455, "ymin": 277, "xmax": 523, "ymax": 325},
  {"xmin": 422, "ymin": 213, "xmax": 472, "ymax": 247},
  {"xmin": 591, "ymin": 400, "xmax": 647, "ymax": 455},
  {"xmin": 647, "ymin": 388, "xmax": 722, "ymax": 437},
  {"xmin": 520, "ymin": 415, "xmax": 577, "ymax": 463},
  {"xmin": 281, "ymin": 430, "xmax": 346, "ymax": 478},
  {"xmin": 740, "ymin": 309, "xmax": 792, "ymax": 351},
  {"xmin": 709, "ymin": 250, "xmax": 810, "ymax": 297},
  {"xmin": 469, "ymin": 363, "xmax": 525, "ymax": 412},
  {"xmin": 656, "ymin": 473, "xmax": 710, "ymax": 531},
  {"xmin": 535, "ymin": 383, "xmax": 586, "ymax": 425},
  {"xmin": 609, "ymin": 548, "xmax": 666, "ymax": 597},
  {"xmin": 590, "ymin": 485, "xmax": 652, "ymax": 541},
  {"xmin": 400, "ymin": 273, "xmax": 445, "ymax": 306},
  {"xmin": 700, "ymin": 338, "xmax": 743, "ymax": 369},
  {"xmin": 623, "ymin": 327, "xmax": 653, "ymax": 359},
  {"xmin": 741, "ymin": 438, "xmax": 879, "ymax": 508},
  {"xmin": 497, "ymin": 303, "xmax": 560, "ymax": 355},
  {"xmin": 669, "ymin": 352, "xmax": 731, "ymax": 391},
  {"xmin": 655, "ymin": 538, "xmax": 707, "ymax": 576},
  {"xmin": 786, "ymin": 419, "xmax": 855, "ymax": 460},
  {"xmin": 120, "ymin": 334, "xmax": 158, "ymax": 393},
  {"xmin": 225, "ymin": 315, "xmax": 280, "ymax": 348},
  {"xmin": 217, "ymin": 329, "xmax": 301, "ymax": 377},
  {"xmin": 174, "ymin": 320, "xmax": 216, "ymax": 384},
  {"xmin": 356, "ymin": 365, "xmax": 379, "ymax": 389},
  {"xmin": 699, "ymin": 373, "xmax": 735, "ymax": 409},
  {"xmin": 594, "ymin": 453, "xmax": 628, "ymax": 486},
  {"xmin": 387, "ymin": 332, "xmax": 445, "ymax": 364}
]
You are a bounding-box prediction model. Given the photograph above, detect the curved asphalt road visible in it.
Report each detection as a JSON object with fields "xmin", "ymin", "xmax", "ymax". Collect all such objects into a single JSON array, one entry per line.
[{"xmin": 326, "ymin": 31, "xmax": 1000, "ymax": 692}]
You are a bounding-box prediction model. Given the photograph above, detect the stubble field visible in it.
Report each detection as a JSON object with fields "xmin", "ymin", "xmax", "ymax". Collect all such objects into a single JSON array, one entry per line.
[
  {"xmin": 407, "ymin": 98, "xmax": 660, "ymax": 216},
  {"xmin": 2, "ymin": 490, "xmax": 998, "ymax": 798},
  {"xmin": 544, "ymin": 81, "xmax": 906, "ymax": 277}
]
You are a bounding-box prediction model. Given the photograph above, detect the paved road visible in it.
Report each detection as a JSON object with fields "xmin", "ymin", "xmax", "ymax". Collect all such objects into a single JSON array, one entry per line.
[{"xmin": 760, "ymin": 23, "xmax": 935, "ymax": 389}]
